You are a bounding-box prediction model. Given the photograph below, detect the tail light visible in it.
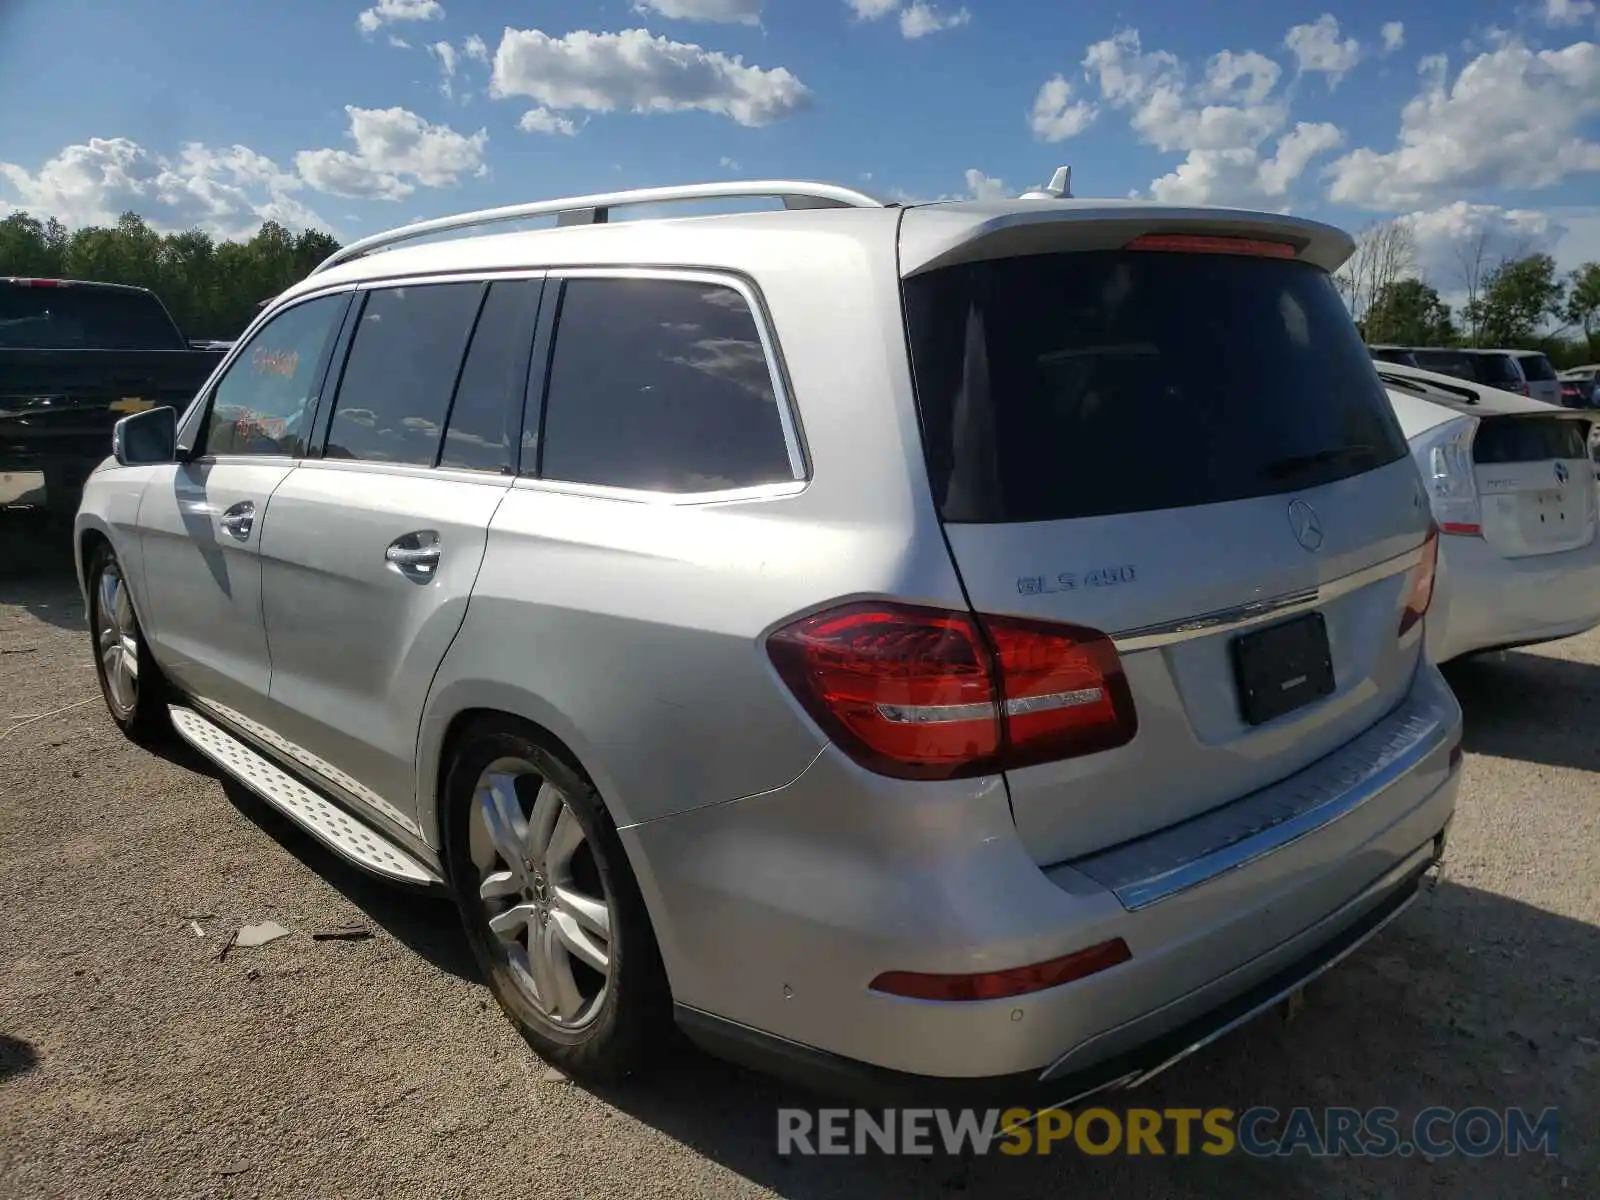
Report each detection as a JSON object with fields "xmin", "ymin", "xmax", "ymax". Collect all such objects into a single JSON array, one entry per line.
[
  {"xmin": 870, "ymin": 938, "xmax": 1132, "ymax": 1002},
  {"xmin": 766, "ymin": 602, "xmax": 1137, "ymax": 780},
  {"xmin": 1417, "ymin": 416, "xmax": 1482, "ymax": 537},
  {"xmin": 1399, "ymin": 523, "xmax": 1439, "ymax": 638},
  {"xmin": 1125, "ymin": 233, "xmax": 1297, "ymax": 259}
]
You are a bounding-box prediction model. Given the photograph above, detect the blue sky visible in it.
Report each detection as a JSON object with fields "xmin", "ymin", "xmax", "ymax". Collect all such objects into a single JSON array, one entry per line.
[{"xmin": 1, "ymin": 0, "xmax": 1598, "ymax": 288}]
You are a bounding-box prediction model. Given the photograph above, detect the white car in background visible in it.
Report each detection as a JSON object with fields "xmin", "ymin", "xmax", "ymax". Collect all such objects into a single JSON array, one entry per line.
[{"xmin": 1377, "ymin": 361, "xmax": 1600, "ymax": 662}]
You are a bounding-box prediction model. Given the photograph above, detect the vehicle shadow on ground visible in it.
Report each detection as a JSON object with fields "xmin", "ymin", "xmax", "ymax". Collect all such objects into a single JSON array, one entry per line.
[
  {"xmin": 580, "ymin": 878, "xmax": 1597, "ymax": 1199},
  {"xmin": 0, "ymin": 509, "xmax": 83, "ymax": 632},
  {"xmin": 149, "ymin": 733, "xmax": 481, "ymax": 985},
  {"xmin": 0, "ymin": 1033, "xmax": 40, "ymax": 1082},
  {"xmin": 1444, "ymin": 649, "xmax": 1600, "ymax": 774}
]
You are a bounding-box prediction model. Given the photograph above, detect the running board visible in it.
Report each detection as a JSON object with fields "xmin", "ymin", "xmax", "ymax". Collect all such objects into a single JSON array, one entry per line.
[{"xmin": 169, "ymin": 705, "xmax": 440, "ymax": 886}]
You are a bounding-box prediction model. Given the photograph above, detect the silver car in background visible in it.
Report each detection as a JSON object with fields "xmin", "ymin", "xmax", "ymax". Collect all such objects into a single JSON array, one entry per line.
[{"xmin": 76, "ymin": 179, "xmax": 1460, "ymax": 1100}]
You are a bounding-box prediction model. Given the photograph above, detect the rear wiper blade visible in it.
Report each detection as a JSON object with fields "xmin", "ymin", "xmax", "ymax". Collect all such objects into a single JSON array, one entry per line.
[{"xmin": 1258, "ymin": 444, "xmax": 1380, "ymax": 481}]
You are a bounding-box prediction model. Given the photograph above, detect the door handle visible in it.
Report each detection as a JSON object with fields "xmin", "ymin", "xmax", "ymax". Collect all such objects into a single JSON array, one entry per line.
[
  {"xmin": 385, "ymin": 531, "xmax": 441, "ymax": 583},
  {"xmin": 219, "ymin": 500, "xmax": 255, "ymax": 541}
]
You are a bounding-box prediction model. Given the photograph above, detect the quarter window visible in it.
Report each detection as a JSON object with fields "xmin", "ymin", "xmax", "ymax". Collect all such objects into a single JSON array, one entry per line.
[
  {"xmin": 324, "ymin": 283, "xmax": 484, "ymax": 466},
  {"xmin": 200, "ymin": 294, "xmax": 347, "ymax": 457},
  {"xmin": 537, "ymin": 277, "xmax": 795, "ymax": 493}
]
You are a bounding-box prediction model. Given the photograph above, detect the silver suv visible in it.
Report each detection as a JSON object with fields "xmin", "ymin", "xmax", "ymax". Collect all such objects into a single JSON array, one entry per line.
[{"xmin": 77, "ymin": 179, "xmax": 1461, "ymax": 1100}]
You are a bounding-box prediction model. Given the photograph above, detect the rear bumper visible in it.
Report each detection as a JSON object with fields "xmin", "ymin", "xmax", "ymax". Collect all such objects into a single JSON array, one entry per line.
[
  {"xmin": 624, "ymin": 661, "xmax": 1462, "ymax": 1089},
  {"xmin": 1428, "ymin": 527, "xmax": 1600, "ymax": 662}
]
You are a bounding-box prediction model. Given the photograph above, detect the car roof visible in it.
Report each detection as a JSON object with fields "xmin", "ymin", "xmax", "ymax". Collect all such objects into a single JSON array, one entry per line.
[{"xmin": 279, "ymin": 185, "xmax": 1357, "ymax": 306}]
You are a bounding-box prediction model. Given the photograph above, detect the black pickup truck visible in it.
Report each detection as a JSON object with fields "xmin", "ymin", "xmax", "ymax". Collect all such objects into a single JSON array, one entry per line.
[{"xmin": 1, "ymin": 277, "xmax": 228, "ymax": 519}]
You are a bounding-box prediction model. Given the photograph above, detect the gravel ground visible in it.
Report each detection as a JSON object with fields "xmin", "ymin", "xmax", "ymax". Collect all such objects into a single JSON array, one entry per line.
[{"xmin": 1, "ymin": 507, "xmax": 1596, "ymax": 1199}]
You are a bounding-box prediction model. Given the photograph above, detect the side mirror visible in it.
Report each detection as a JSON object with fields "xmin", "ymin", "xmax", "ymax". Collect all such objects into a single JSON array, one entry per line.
[{"xmin": 113, "ymin": 406, "xmax": 178, "ymax": 466}]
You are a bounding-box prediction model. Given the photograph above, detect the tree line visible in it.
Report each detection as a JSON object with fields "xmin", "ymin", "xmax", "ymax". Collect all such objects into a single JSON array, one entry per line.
[
  {"xmin": 0, "ymin": 210, "xmax": 341, "ymax": 341},
  {"xmin": 1337, "ymin": 217, "xmax": 1600, "ymax": 366},
  {"xmin": 4, "ymin": 206, "xmax": 1598, "ymax": 364}
]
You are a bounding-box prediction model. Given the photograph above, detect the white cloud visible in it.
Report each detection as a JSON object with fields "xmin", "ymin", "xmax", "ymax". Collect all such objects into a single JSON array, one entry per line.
[
  {"xmin": 1544, "ymin": 0, "xmax": 1597, "ymax": 27},
  {"xmin": 1404, "ymin": 201, "xmax": 1560, "ymax": 302},
  {"xmin": 1199, "ymin": 50, "xmax": 1281, "ymax": 105},
  {"xmin": 846, "ymin": 0, "xmax": 899, "ymax": 19},
  {"xmin": 1150, "ymin": 122, "xmax": 1343, "ymax": 207},
  {"xmin": 963, "ymin": 168, "xmax": 1007, "ymax": 200},
  {"xmin": 1326, "ymin": 38, "xmax": 1600, "ymax": 208},
  {"xmin": 388, "ymin": 35, "xmax": 412, "ymax": 49},
  {"xmin": 357, "ymin": 0, "xmax": 443, "ymax": 35},
  {"xmin": 428, "ymin": 41, "xmax": 459, "ymax": 97},
  {"xmin": 489, "ymin": 27, "xmax": 810, "ymax": 127},
  {"xmin": 1380, "ymin": 22, "xmax": 1405, "ymax": 54},
  {"xmin": 1029, "ymin": 75, "xmax": 1097, "ymax": 141},
  {"xmin": 900, "ymin": 2, "xmax": 970, "ymax": 38},
  {"xmin": 1284, "ymin": 15, "xmax": 1363, "ymax": 87},
  {"xmin": 1083, "ymin": 29, "xmax": 1285, "ymax": 154},
  {"xmin": 1075, "ymin": 28, "xmax": 1341, "ymax": 207},
  {"xmin": 0, "ymin": 137, "xmax": 328, "ymax": 237},
  {"xmin": 633, "ymin": 0, "xmax": 762, "ymax": 23},
  {"xmin": 463, "ymin": 34, "xmax": 489, "ymax": 61},
  {"xmin": 295, "ymin": 106, "xmax": 487, "ymax": 200},
  {"xmin": 518, "ymin": 107, "xmax": 579, "ymax": 137},
  {"xmin": 719, "ymin": 155, "xmax": 741, "ymax": 169}
]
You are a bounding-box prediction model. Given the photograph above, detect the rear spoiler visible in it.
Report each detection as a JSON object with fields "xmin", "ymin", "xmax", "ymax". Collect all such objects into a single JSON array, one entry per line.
[
  {"xmin": 1374, "ymin": 361, "xmax": 1573, "ymax": 418},
  {"xmin": 897, "ymin": 202, "xmax": 1355, "ymax": 278}
]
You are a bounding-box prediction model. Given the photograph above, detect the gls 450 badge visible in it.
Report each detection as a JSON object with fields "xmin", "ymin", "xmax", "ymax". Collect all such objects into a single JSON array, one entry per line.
[{"xmin": 1017, "ymin": 565, "xmax": 1137, "ymax": 595}]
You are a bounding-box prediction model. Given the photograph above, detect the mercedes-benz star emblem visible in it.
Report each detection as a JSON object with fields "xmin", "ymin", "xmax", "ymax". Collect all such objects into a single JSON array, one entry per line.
[{"xmin": 1288, "ymin": 499, "xmax": 1324, "ymax": 552}]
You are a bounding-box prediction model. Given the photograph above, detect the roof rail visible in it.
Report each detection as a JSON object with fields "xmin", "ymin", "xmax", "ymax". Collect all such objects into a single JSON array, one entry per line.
[{"xmin": 312, "ymin": 179, "xmax": 887, "ymax": 275}]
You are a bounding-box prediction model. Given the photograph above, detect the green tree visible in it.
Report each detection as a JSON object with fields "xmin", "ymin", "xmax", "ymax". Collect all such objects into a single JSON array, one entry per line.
[
  {"xmin": 1464, "ymin": 253, "xmax": 1566, "ymax": 346},
  {"xmin": 1364, "ymin": 278, "xmax": 1456, "ymax": 346},
  {"xmin": 0, "ymin": 209, "xmax": 341, "ymax": 339},
  {"xmin": 1566, "ymin": 262, "xmax": 1600, "ymax": 360}
]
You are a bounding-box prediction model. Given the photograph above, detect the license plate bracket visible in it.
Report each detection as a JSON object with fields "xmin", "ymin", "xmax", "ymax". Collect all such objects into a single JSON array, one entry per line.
[{"xmin": 1231, "ymin": 612, "xmax": 1336, "ymax": 726}]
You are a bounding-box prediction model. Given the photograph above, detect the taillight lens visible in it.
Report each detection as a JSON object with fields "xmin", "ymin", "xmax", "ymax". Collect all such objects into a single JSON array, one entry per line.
[
  {"xmin": 1125, "ymin": 233, "xmax": 1297, "ymax": 259},
  {"xmin": 1418, "ymin": 416, "xmax": 1482, "ymax": 537},
  {"xmin": 1399, "ymin": 524, "xmax": 1439, "ymax": 638},
  {"xmin": 767, "ymin": 602, "xmax": 1137, "ymax": 780}
]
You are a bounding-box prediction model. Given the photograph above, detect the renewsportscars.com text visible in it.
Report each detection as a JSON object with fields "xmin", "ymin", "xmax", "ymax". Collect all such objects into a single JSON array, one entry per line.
[{"xmin": 776, "ymin": 1105, "xmax": 1559, "ymax": 1158}]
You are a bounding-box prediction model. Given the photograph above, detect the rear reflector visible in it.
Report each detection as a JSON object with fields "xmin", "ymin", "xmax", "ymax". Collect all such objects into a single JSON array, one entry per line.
[
  {"xmin": 767, "ymin": 602, "xmax": 1137, "ymax": 780},
  {"xmin": 1398, "ymin": 523, "xmax": 1439, "ymax": 638},
  {"xmin": 870, "ymin": 938, "xmax": 1133, "ymax": 1002},
  {"xmin": 1439, "ymin": 522, "xmax": 1482, "ymax": 536},
  {"xmin": 1125, "ymin": 234, "xmax": 1297, "ymax": 259}
]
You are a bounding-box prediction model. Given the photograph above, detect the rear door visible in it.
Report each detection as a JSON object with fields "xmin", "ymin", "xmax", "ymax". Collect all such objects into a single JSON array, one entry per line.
[
  {"xmin": 253, "ymin": 277, "xmax": 542, "ymax": 835},
  {"xmin": 1472, "ymin": 415, "xmax": 1597, "ymax": 557},
  {"xmin": 902, "ymin": 237, "xmax": 1431, "ymax": 865}
]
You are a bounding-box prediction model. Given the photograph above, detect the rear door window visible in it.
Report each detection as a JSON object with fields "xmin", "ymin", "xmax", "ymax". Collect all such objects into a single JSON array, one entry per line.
[
  {"xmin": 1473, "ymin": 355, "xmax": 1524, "ymax": 386},
  {"xmin": 536, "ymin": 276, "xmax": 796, "ymax": 493},
  {"xmin": 1517, "ymin": 355, "xmax": 1557, "ymax": 382},
  {"xmin": 324, "ymin": 283, "xmax": 484, "ymax": 466},
  {"xmin": 438, "ymin": 279, "xmax": 543, "ymax": 474},
  {"xmin": 903, "ymin": 251, "xmax": 1409, "ymax": 523}
]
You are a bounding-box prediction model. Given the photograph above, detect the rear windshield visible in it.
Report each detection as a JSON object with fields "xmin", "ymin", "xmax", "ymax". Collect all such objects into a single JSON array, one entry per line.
[
  {"xmin": 903, "ymin": 250, "xmax": 1409, "ymax": 523},
  {"xmin": 1472, "ymin": 354, "xmax": 1523, "ymax": 386},
  {"xmin": 1474, "ymin": 418, "xmax": 1590, "ymax": 464},
  {"xmin": 0, "ymin": 283, "xmax": 183, "ymax": 350},
  {"xmin": 1516, "ymin": 354, "xmax": 1557, "ymax": 382},
  {"xmin": 1411, "ymin": 349, "xmax": 1476, "ymax": 379}
]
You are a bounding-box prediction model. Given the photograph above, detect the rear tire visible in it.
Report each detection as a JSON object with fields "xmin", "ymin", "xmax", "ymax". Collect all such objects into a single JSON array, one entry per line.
[
  {"xmin": 442, "ymin": 716, "xmax": 672, "ymax": 1080},
  {"xmin": 86, "ymin": 542, "xmax": 170, "ymax": 744}
]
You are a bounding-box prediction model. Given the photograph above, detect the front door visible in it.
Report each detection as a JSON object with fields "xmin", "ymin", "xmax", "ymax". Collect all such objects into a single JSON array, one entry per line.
[
  {"xmin": 137, "ymin": 291, "xmax": 351, "ymax": 717},
  {"xmin": 254, "ymin": 277, "xmax": 542, "ymax": 835}
]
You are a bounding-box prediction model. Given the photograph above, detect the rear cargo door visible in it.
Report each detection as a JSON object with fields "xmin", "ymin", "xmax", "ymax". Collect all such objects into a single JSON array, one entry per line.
[
  {"xmin": 1473, "ymin": 415, "xmax": 1597, "ymax": 557},
  {"xmin": 901, "ymin": 232, "xmax": 1433, "ymax": 866}
]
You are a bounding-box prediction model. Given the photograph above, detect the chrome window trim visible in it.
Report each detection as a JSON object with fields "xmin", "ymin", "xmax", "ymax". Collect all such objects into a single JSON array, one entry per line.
[
  {"xmin": 540, "ymin": 265, "xmax": 810, "ymax": 487},
  {"xmin": 509, "ymin": 475, "xmax": 808, "ymax": 507},
  {"xmin": 1112, "ymin": 544, "xmax": 1424, "ymax": 653}
]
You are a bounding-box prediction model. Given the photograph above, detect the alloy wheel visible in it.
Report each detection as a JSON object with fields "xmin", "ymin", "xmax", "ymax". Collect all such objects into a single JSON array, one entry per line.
[
  {"xmin": 95, "ymin": 563, "xmax": 139, "ymax": 716},
  {"xmin": 467, "ymin": 759, "xmax": 613, "ymax": 1030}
]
